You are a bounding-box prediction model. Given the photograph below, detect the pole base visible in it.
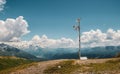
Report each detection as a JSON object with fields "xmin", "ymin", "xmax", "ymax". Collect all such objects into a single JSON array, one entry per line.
[{"xmin": 80, "ymin": 57, "xmax": 88, "ymax": 60}]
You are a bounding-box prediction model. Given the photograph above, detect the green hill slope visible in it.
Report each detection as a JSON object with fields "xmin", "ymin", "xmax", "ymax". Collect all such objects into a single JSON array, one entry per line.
[
  {"xmin": 0, "ymin": 43, "xmax": 40, "ymax": 61},
  {"xmin": 0, "ymin": 56, "xmax": 34, "ymax": 73},
  {"xmin": 44, "ymin": 58, "xmax": 120, "ymax": 74}
]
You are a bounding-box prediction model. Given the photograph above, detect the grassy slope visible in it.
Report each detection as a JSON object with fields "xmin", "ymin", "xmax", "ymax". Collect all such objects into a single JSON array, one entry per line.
[
  {"xmin": 0, "ymin": 56, "xmax": 35, "ymax": 74},
  {"xmin": 44, "ymin": 58, "xmax": 120, "ymax": 74},
  {"xmin": 1, "ymin": 56, "xmax": 120, "ymax": 74},
  {"xmin": 44, "ymin": 60, "xmax": 80, "ymax": 74}
]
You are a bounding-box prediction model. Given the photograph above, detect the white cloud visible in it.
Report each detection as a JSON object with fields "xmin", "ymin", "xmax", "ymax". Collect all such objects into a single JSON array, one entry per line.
[
  {"xmin": 10, "ymin": 37, "xmax": 21, "ymax": 42},
  {"xmin": 31, "ymin": 35, "xmax": 76, "ymax": 48},
  {"xmin": 32, "ymin": 35, "xmax": 40, "ymax": 41},
  {"xmin": 0, "ymin": 0, "xmax": 6, "ymax": 11},
  {"xmin": 0, "ymin": 16, "xmax": 30, "ymax": 41},
  {"xmin": 81, "ymin": 29, "xmax": 120, "ymax": 47},
  {"xmin": 81, "ymin": 29, "xmax": 106, "ymax": 44},
  {"xmin": 2, "ymin": 35, "xmax": 76, "ymax": 49},
  {"xmin": 1, "ymin": 29, "xmax": 120, "ymax": 49}
]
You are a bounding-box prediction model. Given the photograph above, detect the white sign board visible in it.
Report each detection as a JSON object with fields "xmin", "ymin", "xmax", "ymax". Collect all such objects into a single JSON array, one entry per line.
[{"xmin": 80, "ymin": 57, "xmax": 88, "ymax": 60}]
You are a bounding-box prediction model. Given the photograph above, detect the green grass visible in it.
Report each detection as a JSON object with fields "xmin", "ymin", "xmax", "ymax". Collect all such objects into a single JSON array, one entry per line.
[
  {"xmin": 0, "ymin": 56, "xmax": 35, "ymax": 73},
  {"xmin": 84, "ymin": 59, "xmax": 120, "ymax": 73},
  {"xmin": 0, "ymin": 62, "xmax": 37, "ymax": 74},
  {"xmin": 78, "ymin": 59, "xmax": 120, "ymax": 73},
  {"xmin": 44, "ymin": 60, "xmax": 80, "ymax": 74},
  {"xmin": 44, "ymin": 58, "xmax": 120, "ymax": 74}
]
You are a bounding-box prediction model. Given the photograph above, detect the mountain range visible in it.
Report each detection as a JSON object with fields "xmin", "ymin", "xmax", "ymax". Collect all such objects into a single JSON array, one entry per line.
[
  {"xmin": 1, "ymin": 43, "xmax": 120, "ymax": 60},
  {"xmin": 0, "ymin": 43, "xmax": 42, "ymax": 61},
  {"xmin": 22, "ymin": 46, "xmax": 120, "ymax": 60}
]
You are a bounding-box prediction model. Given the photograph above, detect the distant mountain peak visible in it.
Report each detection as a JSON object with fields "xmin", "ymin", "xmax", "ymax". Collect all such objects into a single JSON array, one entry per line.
[{"xmin": 0, "ymin": 43, "xmax": 40, "ymax": 61}]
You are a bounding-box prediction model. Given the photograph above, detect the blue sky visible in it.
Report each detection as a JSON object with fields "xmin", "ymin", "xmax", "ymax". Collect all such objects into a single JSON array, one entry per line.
[{"xmin": 0, "ymin": 0, "xmax": 120, "ymax": 40}]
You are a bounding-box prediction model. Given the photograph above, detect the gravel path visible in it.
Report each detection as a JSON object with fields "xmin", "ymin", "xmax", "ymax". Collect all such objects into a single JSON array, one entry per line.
[
  {"xmin": 10, "ymin": 60, "xmax": 65, "ymax": 74},
  {"xmin": 74, "ymin": 58, "xmax": 114, "ymax": 65},
  {"xmin": 10, "ymin": 58, "xmax": 117, "ymax": 74}
]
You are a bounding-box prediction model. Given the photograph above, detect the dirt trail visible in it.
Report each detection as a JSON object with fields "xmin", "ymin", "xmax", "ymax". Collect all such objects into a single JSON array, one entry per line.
[
  {"xmin": 75, "ymin": 58, "xmax": 114, "ymax": 65},
  {"xmin": 10, "ymin": 58, "xmax": 116, "ymax": 74},
  {"xmin": 11, "ymin": 60, "xmax": 65, "ymax": 74}
]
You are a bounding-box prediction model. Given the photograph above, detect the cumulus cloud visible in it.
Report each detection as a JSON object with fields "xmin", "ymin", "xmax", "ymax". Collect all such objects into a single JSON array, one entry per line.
[
  {"xmin": 3, "ymin": 35, "xmax": 76, "ymax": 49},
  {"xmin": 81, "ymin": 29, "xmax": 106, "ymax": 44},
  {"xmin": 0, "ymin": 16, "xmax": 30, "ymax": 41},
  {"xmin": 31, "ymin": 35, "xmax": 76, "ymax": 48},
  {"xmin": 2, "ymin": 28, "xmax": 120, "ymax": 49},
  {"xmin": 0, "ymin": 0, "xmax": 6, "ymax": 11},
  {"xmin": 32, "ymin": 35, "xmax": 40, "ymax": 41},
  {"xmin": 81, "ymin": 29, "xmax": 120, "ymax": 47}
]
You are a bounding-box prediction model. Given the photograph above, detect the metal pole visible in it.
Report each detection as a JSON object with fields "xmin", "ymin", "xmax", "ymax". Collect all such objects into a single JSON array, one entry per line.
[{"xmin": 77, "ymin": 18, "xmax": 81, "ymax": 60}]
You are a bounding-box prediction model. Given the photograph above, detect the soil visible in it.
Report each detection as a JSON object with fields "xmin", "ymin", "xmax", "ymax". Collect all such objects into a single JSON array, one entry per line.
[{"xmin": 10, "ymin": 58, "xmax": 118, "ymax": 74}]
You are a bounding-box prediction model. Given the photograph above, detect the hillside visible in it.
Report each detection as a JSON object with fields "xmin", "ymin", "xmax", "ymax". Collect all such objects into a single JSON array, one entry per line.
[
  {"xmin": 23, "ymin": 46, "xmax": 120, "ymax": 60},
  {"xmin": 1, "ymin": 43, "xmax": 120, "ymax": 60},
  {"xmin": 0, "ymin": 56, "xmax": 34, "ymax": 74},
  {"xmin": 0, "ymin": 43, "xmax": 40, "ymax": 60},
  {"xmin": 9, "ymin": 58, "xmax": 120, "ymax": 74}
]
